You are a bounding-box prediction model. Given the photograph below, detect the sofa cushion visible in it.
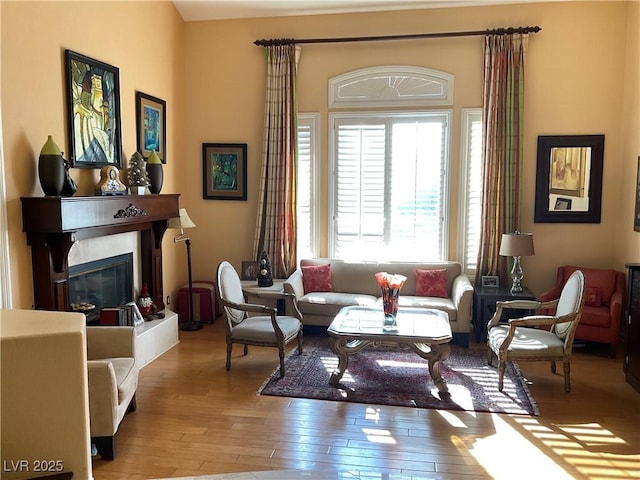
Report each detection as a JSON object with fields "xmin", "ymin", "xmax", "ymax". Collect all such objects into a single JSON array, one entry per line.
[
  {"xmin": 585, "ymin": 286, "xmax": 602, "ymax": 307},
  {"xmin": 298, "ymin": 292, "xmax": 378, "ymax": 317},
  {"xmin": 415, "ymin": 269, "xmax": 448, "ymax": 298},
  {"xmin": 396, "ymin": 296, "xmax": 457, "ymax": 321},
  {"xmin": 302, "ymin": 264, "xmax": 332, "ymax": 293}
]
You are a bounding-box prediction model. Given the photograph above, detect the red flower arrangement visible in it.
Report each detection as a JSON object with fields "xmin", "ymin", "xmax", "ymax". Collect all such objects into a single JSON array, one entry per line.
[{"xmin": 375, "ymin": 272, "xmax": 407, "ymax": 324}]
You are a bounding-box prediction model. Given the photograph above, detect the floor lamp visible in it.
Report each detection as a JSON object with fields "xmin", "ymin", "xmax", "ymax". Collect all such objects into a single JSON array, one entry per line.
[{"xmin": 168, "ymin": 208, "xmax": 202, "ymax": 331}]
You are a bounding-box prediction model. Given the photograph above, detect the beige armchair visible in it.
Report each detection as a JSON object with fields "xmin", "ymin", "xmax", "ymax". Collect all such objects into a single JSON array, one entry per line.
[
  {"xmin": 217, "ymin": 261, "xmax": 303, "ymax": 377},
  {"xmin": 487, "ymin": 270, "xmax": 585, "ymax": 392},
  {"xmin": 86, "ymin": 326, "xmax": 138, "ymax": 460}
]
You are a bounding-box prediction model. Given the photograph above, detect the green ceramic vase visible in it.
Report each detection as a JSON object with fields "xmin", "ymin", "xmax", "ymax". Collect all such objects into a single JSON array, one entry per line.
[
  {"xmin": 38, "ymin": 135, "xmax": 65, "ymax": 196},
  {"xmin": 145, "ymin": 150, "xmax": 163, "ymax": 194}
]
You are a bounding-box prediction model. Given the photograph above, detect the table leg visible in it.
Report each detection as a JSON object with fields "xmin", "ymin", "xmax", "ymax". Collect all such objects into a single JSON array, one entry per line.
[
  {"xmin": 329, "ymin": 338, "xmax": 369, "ymax": 386},
  {"xmin": 411, "ymin": 342, "xmax": 451, "ymax": 393}
]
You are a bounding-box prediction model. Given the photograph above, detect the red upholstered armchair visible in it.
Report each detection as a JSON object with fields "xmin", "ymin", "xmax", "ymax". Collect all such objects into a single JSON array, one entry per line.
[{"xmin": 539, "ymin": 265, "xmax": 624, "ymax": 354}]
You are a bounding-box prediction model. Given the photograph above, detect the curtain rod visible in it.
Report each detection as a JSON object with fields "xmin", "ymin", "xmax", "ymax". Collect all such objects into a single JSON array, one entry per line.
[{"xmin": 254, "ymin": 25, "xmax": 541, "ymax": 47}]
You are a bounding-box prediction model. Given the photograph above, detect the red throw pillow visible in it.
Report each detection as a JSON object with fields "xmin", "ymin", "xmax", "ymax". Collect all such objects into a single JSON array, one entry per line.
[
  {"xmin": 585, "ymin": 286, "xmax": 602, "ymax": 307},
  {"xmin": 302, "ymin": 264, "xmax": 332, "ymax": 293},
  {"xmin": 415, "ymin": 268, "xmax": 448, "ymax": 298}
]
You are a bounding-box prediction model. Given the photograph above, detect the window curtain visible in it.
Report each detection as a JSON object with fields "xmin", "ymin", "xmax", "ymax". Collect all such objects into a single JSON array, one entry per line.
[
  {"xmin": 253, "ymin": 44, "xmax": 300, "ymax": 279},
  {"xmin": 476, "ymin": 34, "xmax": 527, "ymax": 285}
]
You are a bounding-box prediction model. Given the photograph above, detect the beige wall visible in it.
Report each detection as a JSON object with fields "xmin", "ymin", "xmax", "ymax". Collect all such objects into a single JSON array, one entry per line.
[
  {"xmin": 1, "ymin": 1, "xmax": 185, "ymax": 308},
  {"xmin": 1, "ymin": 1, "xmax": 639, "ymax": 310},
  {"xmin": 182, "ymin": 1, "xmax": 639, "ymax": 295}
]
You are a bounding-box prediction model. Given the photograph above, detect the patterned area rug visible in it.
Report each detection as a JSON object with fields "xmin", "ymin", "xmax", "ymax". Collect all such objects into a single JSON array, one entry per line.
[{"xmin": 259, "ymin": 337, "xmax": 539, "ymax": 415}]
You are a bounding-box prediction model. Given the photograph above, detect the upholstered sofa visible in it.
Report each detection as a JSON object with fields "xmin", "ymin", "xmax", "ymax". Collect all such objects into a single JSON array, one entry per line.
[
  {"xmin": 539, "ymin": 265, "xmax": 624, "ymax": 354},
  {"xmin": 283, "ymin": 259, "xmax": 474, "ymax": 346}
]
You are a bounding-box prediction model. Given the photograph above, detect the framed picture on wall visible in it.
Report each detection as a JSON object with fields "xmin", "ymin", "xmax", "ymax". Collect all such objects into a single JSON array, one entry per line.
[
  {"xmin": 534, "ymin": 135, "xmax": 604, "ymax": 223},
  {"xmin": 635, "ymin": 156, "xmax": 640, "ymax": 232},
  {"xmin": 135, "ymin": 91, "xmax": 166, "ymax": 163},
  {"xmin": 65, "ymin": 50, "xmax": 122, "ymax": 168},
  {"xmin": 202, "ymin": 143, "xmax": 247, "ymax": 200}
]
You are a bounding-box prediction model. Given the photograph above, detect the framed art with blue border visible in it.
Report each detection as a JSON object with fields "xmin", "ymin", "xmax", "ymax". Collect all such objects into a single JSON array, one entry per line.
[{"xmin": 136, "ymin": 91, "xmax": 166, "ymax": 164}]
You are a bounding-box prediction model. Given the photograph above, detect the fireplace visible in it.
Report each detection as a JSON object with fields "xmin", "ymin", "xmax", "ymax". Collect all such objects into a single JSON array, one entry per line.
[
  {"xmin": 69, "ymin": 253, "xmax": 133, "ymax": 324},
  {"xmin": 21, "ymin": 194, "xmax": 180, "ymax": 312}
]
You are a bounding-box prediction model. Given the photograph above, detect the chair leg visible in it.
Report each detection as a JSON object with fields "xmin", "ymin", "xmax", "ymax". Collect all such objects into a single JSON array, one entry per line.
[
  {"xmin": 93, "ymin": 435, "xmax": 116, "ymax": 461},
  {"xmin": 563, "ymin": 361, "xmax": 571, "ymax": 392},
  {"xmin": 487, "ymin": 348, "xmax": 494, "ymax": 367},
  {"xmin": 297, "ymin": 330, "xmax": 303, "ymax": 355},
  {"xmin": 550, "ymin": 360, "xmax": 556, "ymax": 374},
  {"xmin": 498, "ymin": 361, "xmax": 505, "ymax": 392},
  {"xmin": 243, "ymin": 344, "xmax": 249, "ymax": 355},
  {"xmin": 278, "ymin": 347, "xmax": 285, "ymax": 377},
  {"xmin": 226, "ymin": 342, "xmax": 232, "ymax": 371}
]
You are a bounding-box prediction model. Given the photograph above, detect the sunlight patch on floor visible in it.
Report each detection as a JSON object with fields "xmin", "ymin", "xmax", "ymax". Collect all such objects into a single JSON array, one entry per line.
[
  {"xmin": 513, "ymin": 417, "xmax": 640, "ymax": 479},
  {"xmin": 470, "ymin": 414, "xmax": 574, "ymax": 480}
]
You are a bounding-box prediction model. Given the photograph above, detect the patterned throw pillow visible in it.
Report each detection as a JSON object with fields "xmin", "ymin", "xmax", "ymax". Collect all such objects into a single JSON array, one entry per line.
[
  {"xmin": 584, "ymin": 285, "xmax": 602, "ymax": 307},
  {"xmin": 302, "ymin": 264, "xmax": 333, "ymax": 293},
  {"xmin": 415, "ymin": 268, "xmax": 448, "ymax": 298}
]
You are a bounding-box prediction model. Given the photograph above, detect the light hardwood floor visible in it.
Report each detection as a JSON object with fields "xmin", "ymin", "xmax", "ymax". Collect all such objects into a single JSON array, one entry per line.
[{"xmin": 92, "ymin": 319, "xmax": 640, "ymax": 480}]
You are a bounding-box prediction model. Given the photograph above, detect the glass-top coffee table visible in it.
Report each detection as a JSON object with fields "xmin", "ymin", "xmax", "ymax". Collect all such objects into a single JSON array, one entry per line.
[{"xmin": 327, "ymin": 306, "xmax": 453, "ymax": 393}]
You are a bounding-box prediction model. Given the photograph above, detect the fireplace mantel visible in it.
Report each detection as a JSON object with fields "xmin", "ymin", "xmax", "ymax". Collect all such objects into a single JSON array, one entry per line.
[{"xmin": 21, "ymin": 194, "xmax": 180, "ymax": 312}]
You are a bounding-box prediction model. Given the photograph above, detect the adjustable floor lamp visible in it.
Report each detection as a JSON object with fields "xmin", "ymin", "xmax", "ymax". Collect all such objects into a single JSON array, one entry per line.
[{"xmin": 168, "ymin": 208, "xmax": 202, "ymax": 331}]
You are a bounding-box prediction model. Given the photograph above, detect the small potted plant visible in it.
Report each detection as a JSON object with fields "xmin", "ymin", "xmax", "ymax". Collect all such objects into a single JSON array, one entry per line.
[{"xmin": 127, "ymin": 151, "xmax": 150, "ymax": 194}]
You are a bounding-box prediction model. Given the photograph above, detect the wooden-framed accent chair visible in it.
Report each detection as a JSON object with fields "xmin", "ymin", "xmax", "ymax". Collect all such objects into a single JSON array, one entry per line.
[
  {"xmin": 487, "ymin": 270, "xmax": 585, "ymax": 392},
  {"xmin": 216, "ymin": 261, "xmax": 303, "ymax": 377}
]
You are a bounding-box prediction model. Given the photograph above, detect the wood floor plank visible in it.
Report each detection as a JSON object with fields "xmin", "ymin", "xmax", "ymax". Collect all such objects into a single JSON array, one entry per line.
[{"xmin": 91, "ymin": 320, "xmax": 640, "ymax": 479}]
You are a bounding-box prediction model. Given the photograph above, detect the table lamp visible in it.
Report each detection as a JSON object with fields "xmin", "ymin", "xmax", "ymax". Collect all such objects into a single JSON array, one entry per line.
[
  {"xmin": 499, "ymin": 231, "xmax": 535, "ymax": 294},
  {"xmin": 168, "ymin": 208, "xmax": 201, "ymax": 331}
]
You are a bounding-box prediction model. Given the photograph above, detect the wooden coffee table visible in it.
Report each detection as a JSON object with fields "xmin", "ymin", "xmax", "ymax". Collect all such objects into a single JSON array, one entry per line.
[{"xmin": 327, "ymin": 306, "xmax": 453, "ymax": 393}]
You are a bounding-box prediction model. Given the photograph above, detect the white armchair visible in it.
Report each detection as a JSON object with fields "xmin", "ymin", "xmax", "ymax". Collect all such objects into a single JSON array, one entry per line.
[
  {"xmin": 86, "ymin": 326, "xmax": 138, "ymax": 460},
  {"xmin": 217, "ymin": 261, "xmax": 303, "ymax": 377},
  {"xmin": 487, "ymin": 270, "xmax": 585, "ymax": 392}
]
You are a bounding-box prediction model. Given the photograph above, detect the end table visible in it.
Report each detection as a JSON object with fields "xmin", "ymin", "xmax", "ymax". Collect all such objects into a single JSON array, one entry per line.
[{"xmin": 473, "ymin": 285, "xmax": 537, "ymax": 343}]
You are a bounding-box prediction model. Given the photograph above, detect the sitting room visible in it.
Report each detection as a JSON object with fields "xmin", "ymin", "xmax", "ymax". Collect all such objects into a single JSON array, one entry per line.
[{"xmin": 1, "ymin": 0, "xmax": 639, "ymax": 479}]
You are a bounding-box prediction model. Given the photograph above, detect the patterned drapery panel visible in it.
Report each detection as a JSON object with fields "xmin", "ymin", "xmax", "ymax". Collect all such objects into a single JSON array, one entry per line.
[
  {"xmin": 476, "ymin": 34, "xmax": 528, "ymax": 285},
  {"xmin": 253, "ymin": 45, "xmax": 300, "ymax": 279}
]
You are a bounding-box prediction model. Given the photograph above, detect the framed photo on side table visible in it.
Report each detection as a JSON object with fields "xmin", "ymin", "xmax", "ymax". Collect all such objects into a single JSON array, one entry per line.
[
  {"xmin": 136, "ymin": 91, "xmax": 166, "ymax": 163},
  {"xmin": 481, "ymin": 275, "xmax": 500, "ymax": 288},
  {"xmin": 241, "ymin": 261, "xmax": 258, "ymax": 281},
  {"xmin": 65, "ymin": 50, "xmax": 122, "ymax": 168}
]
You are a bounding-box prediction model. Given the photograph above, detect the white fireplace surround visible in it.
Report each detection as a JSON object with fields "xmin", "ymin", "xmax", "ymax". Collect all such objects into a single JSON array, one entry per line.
[{"xmin": 68, "ymin": 231, "xmax": 142, "ymax": 297}]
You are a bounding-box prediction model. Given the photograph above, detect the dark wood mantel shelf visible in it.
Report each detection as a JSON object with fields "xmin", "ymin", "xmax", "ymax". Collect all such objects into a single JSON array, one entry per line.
[{"xmin": 21, "ymin": 194, "xmax": 180, "ymax": 312}]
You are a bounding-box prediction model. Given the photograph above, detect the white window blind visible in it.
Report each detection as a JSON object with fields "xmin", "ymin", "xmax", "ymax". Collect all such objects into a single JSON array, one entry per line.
[
  {"xmin": 296, "ymin": 114, "xmax": 319, "ymax": 260},
  {"xmin": 330, "ymin": 112, "xmax": 450, "ymax": 261},
  {"xmin": 460, "ymin": 109, "xmax": 483, "ymax": 278}
]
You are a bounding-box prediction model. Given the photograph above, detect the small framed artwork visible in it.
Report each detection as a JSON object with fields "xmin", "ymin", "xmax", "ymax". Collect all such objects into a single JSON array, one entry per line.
[
  {"xmin": 534, "ymin": 134, "xmax": 605, "ymax": 223},
  {"xmin": 241, "ymin": 261, "xmax": 258, "ymax": 281},
  {"xmin": 481, "ymin": 275, "xmax": 499, "ymax": 288},
  {"xmin": 202, "ymin": 143, "xmax": 247, "ymax": 200},
  {"xmin": 65, "ymin": 50, "xmax": 122, "ymax": 168},
  {"xmin": 635, "ymin": 156, "xmax": 640, "ymax": 232},
  {"xmin": 136, "ymin": 91, "xmax": 166, "ymax": 163}
]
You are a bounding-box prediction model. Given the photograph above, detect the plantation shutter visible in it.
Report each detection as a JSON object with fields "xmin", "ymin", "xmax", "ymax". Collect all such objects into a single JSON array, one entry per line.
[{"xmin": 463, "ymin": 113, "xmax": 483, "ymax": 275}]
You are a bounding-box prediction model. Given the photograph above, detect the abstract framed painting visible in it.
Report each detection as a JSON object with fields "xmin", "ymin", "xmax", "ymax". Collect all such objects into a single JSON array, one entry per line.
[
  {"xmin": 202, "ymin": 143, "xmax": 247, "ymax": 200},
  {"xmin": 65, "ymin": 50, "xmax": 122, "ymax": 168},
  {"xmin": 136, "ymin": 91, "xmax": 166, "ymax": 164}
]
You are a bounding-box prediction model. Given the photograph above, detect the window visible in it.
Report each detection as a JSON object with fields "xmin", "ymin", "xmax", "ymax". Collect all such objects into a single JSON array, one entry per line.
[
  {"xmin": 329, "ymin": 112, "xmax": 451, "ymax": 261},
  {"xmin": 459, "ymin": 109, "xmax": 482, "ymax": 279},
  {"xmin": 296, "ymin": 114, "xmax": 319, "ymax": 260}
]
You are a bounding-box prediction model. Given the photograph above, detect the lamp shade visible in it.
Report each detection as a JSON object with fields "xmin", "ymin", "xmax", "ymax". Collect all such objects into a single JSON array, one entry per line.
[
  {"xmin": 499, "ymin": 232, "xmax": 535, "ymax": 257},
  {"xmin": 168, "ymin": 208, "xmax": 196, "ymax": 230}
]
